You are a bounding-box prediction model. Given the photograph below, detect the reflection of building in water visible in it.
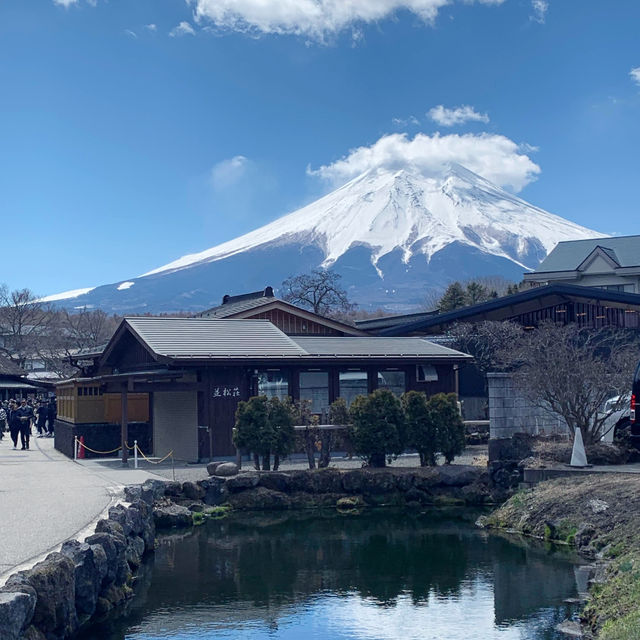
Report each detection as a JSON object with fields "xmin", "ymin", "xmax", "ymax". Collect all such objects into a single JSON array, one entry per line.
[{"xmin": 121, "ymin": 513, "xmax": 582, "ymax": 640}]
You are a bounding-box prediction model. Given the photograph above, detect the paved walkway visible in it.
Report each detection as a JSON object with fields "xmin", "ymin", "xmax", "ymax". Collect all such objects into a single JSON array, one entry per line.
[{"xmin": 0, "ymin": 433, "xmax": 158, "ymax": 584}]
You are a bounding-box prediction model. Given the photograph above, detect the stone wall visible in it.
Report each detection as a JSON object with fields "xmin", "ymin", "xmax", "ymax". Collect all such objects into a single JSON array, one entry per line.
[
  {"xmin": 487, "ymin": 372, "xmax": 567, "ymax": 440},
  {"xmin": 0, "ymin": 494, "xmax": 156, "ymax": 640},
  {"xmin": 150, "ymin": 466, "xmax": 500, "ymax": 521}
]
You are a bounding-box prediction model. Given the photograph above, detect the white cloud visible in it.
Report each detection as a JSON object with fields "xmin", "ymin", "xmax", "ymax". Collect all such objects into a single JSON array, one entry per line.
[
  {"xmin": 308, "ymin": 131, "xmax": 540, "ymax": 192},
  {"xmin": 630, "ymin": 67, "xmax": 640, "ymax": 87},
  {"xmin": 53, "ymin": 0, "xmax": 97, "ymax": 5},
  {"xmin": 190, "ymin": 0, "xmax": 506, "ymax": 41},
  {"xmin": 530, "ymin": 0, "xmax": 548, "ymax": 24},
  {"xmin": 211, "ymin": 155, "xmax": 249, "ymax": 190},
  {"xmin": 169, "ymin": 21, "xmax": 196, "ymax": 37},
  {"xmin": 428, "ymin": 104, "xmax": 489, "ymax": 126},
  {"xmin": 392, "ymin": 115, "xmax": 421, "ymax": 127},
  {"xmin": 145, "ymin": 23, "xmax": 158, "ymax": 32},
  {"xmin": 124, "ymin": 29, "xmax": 138, "ymax": 38}
]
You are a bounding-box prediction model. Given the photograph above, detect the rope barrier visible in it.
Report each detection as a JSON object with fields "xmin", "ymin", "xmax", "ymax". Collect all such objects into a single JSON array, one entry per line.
[
  {"xmin": 135, "ymin": 444, "xmax": 174, "ymax": 465},
  {"xmin": 74, "ymin": 437, "xmax": 122, "ymax": 456}
]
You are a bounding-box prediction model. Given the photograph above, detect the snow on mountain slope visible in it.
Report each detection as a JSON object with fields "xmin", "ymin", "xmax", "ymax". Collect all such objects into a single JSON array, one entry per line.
[{"xmin": 141, "ymin": 164, "xmax": 603, "ymax": 279}]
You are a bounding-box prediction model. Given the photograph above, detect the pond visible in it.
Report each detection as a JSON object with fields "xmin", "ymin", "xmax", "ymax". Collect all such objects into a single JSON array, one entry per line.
[{"xmin": 81, "ymin": 509, "xmax": 586, "ymax": 640}]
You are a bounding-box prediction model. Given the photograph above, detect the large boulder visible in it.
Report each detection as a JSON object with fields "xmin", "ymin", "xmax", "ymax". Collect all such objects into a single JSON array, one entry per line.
[
  {"xmin": 182, "ymin": 481, "xmax": 205, "ymax": 501},
  {"xmin": 140, "ymin": 479, "xmax": 167, "ymax": 504},
  {"xmin": 258, "ymin": 472, "xmax": 292, "ymax": 492},
  {"xmin": 360, "ymin": 471, "xmax": 396, "ymax": 495},
  {"xmin": 153, "ymin": 504, "xmax": 193, "ymax": 529},
  {"xmin": 84, "ymin": 532, "xmax": 128, "ymax": 586},
  {"xmin": 25, "ymin": 553, "xmax": 78, "ymax": 639},
  {"xmin": 290, "ymin": 469, "xmax": 343, "ymax": 493},
  {"xmin": 213, "ymin": 462, "xmax": 239, "ymax": 477},
  {"xmin": 435, "ymin": 465, "xmax": 483, "ymax": 487},
  {"xmin": 0, "ymin": 591, "xmax": 36, "ymax": 640},
  {"xmin": 59, "ymin": 540, "xmax": 102, "ymax": 619},
  {"xmin": 127, "ymin": 500, "xmax": 155, "ymax": 552},
  {"xmin": 226, "ymin": 473, "xmax": 260, "ymax": 492},
  {"xmin": 227, "ymin": 487, "xmax": 291, "ymax": 510},
  {"xmin": 199, "ymin": 477, "xmax": 229, "ymax": 506},
  {"xmin": 206, "ymin": 461, "xmax": 222, "ymax": 476}
]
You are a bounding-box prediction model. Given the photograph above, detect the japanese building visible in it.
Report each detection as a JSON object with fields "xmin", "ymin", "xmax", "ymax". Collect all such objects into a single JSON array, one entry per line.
[{"xmin": 54, "ymin": 316, "xmax": 471, "ymax": 462}]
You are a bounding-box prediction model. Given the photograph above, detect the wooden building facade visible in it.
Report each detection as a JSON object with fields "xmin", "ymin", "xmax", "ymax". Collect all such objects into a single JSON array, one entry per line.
[{"xmin": 55, "ymin": 317, "xmax": 471, "ymax": 462}]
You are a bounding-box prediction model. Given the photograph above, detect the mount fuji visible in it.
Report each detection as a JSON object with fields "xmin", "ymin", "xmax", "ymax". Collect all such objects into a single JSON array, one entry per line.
[{"xmin": 45, "ymin": 164, "xmax": 604, "ymax": 313}]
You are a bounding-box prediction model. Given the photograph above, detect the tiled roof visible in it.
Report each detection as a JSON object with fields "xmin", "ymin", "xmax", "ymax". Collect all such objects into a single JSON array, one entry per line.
[
  {"xmin": 197, "ymin": 296, "xmax": 276, "ymax": 318},
  {"xmin": 119, "ymin": 317, "xmax": 471, "ymax": 361},
  {"xmin": 125, "ymin": 317, "xmax": 307, "ymax": 358},
  {"xmin": 292, "ymin": 337, "xmax": 470, "ymax": 359}
]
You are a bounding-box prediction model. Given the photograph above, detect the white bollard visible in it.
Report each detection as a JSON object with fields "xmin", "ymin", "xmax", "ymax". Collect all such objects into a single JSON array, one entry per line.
[
  {"xmin": 74, "ymin": 437, "xmax": 77, "ymax": 461},
  {"xmin": 134, "ymin": 440, "xmax": 138, "ymax": 469}
]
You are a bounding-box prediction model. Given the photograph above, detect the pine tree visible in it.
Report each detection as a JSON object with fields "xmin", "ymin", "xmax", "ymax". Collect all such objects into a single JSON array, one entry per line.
[
  {"xmin": 438, "ymin": 282, "xmax": 467, "ymax": 312},
  {"xmin": 402, "ymin": 391, "xmax": 438, "ymax": 466}
]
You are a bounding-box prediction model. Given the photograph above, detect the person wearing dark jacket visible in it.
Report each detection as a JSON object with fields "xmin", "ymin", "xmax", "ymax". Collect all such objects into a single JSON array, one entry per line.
[
  {"xmin": 36, "ymin": 402, "xmax": 47, "ymax": 437},
  {"xmin": 47, "ymin": 398, "xmax": 56, "ymax": 437},
  {"xmin": 8, "ymin": 401, "xmax": 20, "ymax": 449},
  {"xmin": 16, "ymin": 399, "xmax": 34, "ymax": 450}
]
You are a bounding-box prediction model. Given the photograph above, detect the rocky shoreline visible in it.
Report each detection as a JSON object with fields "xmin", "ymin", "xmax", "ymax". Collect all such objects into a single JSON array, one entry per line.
[
  {"xmin": 480, "ymin": 473, "xmax": 640, "ymax": 639},
  {"xmin": 0, "ymin": 464, "xmax": 498, "ymax": 640}
]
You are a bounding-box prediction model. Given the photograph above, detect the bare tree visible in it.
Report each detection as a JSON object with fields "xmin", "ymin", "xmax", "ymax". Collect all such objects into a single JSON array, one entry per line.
[
  {"xmin": 496, "ymin": 322, "xmax": 639, "ymax": 445},
  {"xmin": 281, "ymin": 270, "xmax": 354, "ymax": 317},
  {"xmin": 0, "ymin": 286, "xmax": 52, "ymax": 368},
  {"xmin": 449, "ymin": 321, "xmax": 525, "ymax": 375}
]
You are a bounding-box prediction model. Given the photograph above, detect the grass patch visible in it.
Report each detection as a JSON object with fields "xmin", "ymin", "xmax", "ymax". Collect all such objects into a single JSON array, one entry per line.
[
  {"xmin": 204, "ymin": 505, "xmax": 232, "ymax": 519},
  {"xmin": 192, "ymin": 512, "xmax": 206, "ymax": 526},
  {"xmin": 584, "ymin": 553, "xmax": 640, "ymax": 640}
]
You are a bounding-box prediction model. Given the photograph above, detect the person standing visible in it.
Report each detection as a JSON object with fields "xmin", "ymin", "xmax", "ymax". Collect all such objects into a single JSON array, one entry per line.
[
  {"xmin": 47, "ymin": 398, "xmax": 57, "ymax": 438},
  {"xmin": 0, "ymin": 404, "xmax": 5, "ymax": 440},
  {"xmin": 36, "ymin": 402, "xmax": 47, "ymax": 437},
  {"xmin": 16, "ymin": 399, "xmax": 34, "ymax": 450},
  {"xmin": 8, "ymin": 401, "xmax": 20, "ymax": 450}
]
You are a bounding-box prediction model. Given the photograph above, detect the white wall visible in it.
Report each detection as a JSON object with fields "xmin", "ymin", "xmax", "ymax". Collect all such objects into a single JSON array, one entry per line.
[{"xmin": 153, "ymin": 391, "xmax": 198, "ymax": 462}]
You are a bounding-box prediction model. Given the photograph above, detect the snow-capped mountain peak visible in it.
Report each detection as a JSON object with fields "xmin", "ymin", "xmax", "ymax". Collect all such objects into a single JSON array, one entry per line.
[{"xmin": 141, "ymin": 164, "xmax": 602, "ymax": 278}]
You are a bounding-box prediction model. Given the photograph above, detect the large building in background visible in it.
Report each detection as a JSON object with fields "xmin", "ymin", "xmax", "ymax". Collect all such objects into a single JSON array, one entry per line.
[{"xmin": 523, "ymin": 236, "xmax": 640, "ymax": 293}]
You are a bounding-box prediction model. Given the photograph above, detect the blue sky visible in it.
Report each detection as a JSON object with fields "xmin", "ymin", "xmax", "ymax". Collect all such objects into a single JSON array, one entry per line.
[{"xmin": 1, "ymin": 0, "xmax": 639, "ymax": 296}]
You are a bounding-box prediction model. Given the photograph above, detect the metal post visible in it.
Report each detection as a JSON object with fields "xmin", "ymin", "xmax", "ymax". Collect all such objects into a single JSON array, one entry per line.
[
  {"xmin": 121, "ymin": 381, "xmax": 129, "ymax": 466},
  {"xmin": 134, "ymin": 440, "xmax": 138, "ymax": 469},
  {"xmin": 74, "ymin": 436, "xmax": 77, "ymax": 461}
]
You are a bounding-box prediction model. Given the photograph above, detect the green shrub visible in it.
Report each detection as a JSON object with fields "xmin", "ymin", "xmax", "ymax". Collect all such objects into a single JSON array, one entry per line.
[
  {"xmin": 402, "ymin": 391, "xmax": 438, "ymax": 466},
  {"xmin": 349, "ymin": 389, "xmax": 405, "ymax": 467},
  {"xmin": 233, "ymin": 395, "xmax": 296, "ymax": 470},
  {"xmin": 428, "ymin": 392, "xmax": 465, "ymax": 464}
]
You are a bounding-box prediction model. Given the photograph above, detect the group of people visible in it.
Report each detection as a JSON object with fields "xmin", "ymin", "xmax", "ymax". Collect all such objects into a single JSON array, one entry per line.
[{"xmin": 0, "ymin": 397, "xmax": 57, "ymax": 451}]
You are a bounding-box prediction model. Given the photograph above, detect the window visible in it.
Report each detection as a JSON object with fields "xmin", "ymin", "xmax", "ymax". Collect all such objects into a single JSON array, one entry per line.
[
  {"xmin": 378, "ymin": 370, "xmax": 406, "ymax": 397},
  {"xmin": 416, "ymin": 364, "xmax": 439, "ymax": 382},
  {"xmin": 299, "ymin": 371, "xmax": 329, "ymax": 415},
  {"xmin": 339, "ymin": 371, "xmax": 368, "ymax": 407},
  {"xmin": 257, "ymin": 370, "xmax": 289, "ymax": 401}
]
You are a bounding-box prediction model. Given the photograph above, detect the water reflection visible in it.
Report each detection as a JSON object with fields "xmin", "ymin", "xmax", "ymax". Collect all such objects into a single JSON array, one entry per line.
[{"xmin": 81, "ymin": 509, "xmax": 582, "ymax": 640}]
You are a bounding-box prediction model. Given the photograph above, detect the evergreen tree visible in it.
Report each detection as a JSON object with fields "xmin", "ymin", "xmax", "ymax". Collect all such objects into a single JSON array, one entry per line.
[
  {"xmin": 402, "ymin": 391, "xmax": 438, "ymax": 466},
  {"xmin": 465, "ymin": 281, "xmax": 489, "ymax": 305},
  {"xmin": 438, "ymin": 282, "xmax": 467, "ymax": 312},
  {"xmin": 428, "ymin": 393, "xmax": 465, "ymax": 464},
  {"xmin": 349, "ymin": 389, "xmax": 405, "ymax": 467}
]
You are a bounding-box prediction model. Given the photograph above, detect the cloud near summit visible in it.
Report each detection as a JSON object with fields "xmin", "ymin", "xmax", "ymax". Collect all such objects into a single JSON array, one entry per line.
[
  {"xmin": 190, "ymin": 0, "xmax": 506, "ymax": 40},
  {"xmin": 308, "ymin": 132, "xmax": 541, "ymax": 193}
]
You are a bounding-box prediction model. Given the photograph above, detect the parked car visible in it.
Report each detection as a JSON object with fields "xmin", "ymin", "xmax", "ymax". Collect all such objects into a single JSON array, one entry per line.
[{"xmin": 599, "ymin": 394, "xmax": 631, "ymax": 443}]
